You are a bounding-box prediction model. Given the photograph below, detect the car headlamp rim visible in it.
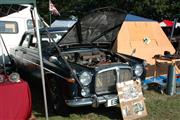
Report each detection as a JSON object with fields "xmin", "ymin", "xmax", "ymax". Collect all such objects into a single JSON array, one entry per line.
[
  {"xmin": 79, "ymin": 71, "xmax": 92, "ymax": 86},
  {"xmin": 134, "ymin": 64, "xmax": 143, "ymax": 77}
]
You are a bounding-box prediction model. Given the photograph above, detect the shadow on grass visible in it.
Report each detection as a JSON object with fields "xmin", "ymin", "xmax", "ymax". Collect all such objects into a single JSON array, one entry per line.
[
  {"xmin": 29, "ymin": 82, "xmax": 123, "ymax": 120},
  {"xmin": 69, "ymin": 105, "xmax": 122, "ymax": 119}
]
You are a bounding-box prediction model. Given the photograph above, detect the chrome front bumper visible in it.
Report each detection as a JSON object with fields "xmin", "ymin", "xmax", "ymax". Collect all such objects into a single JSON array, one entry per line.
[{"xmin": 65, "ymin": 94, "xmax": 119, "ymax": 108}]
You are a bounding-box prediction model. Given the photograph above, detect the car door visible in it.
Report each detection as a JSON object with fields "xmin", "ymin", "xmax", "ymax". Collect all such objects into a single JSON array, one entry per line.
[
  {"xmin": 21, "ymin": 35, "xmax": 42, "ymax": 80},
  {"xmin": 13, "ymin": 33, "xmax": 32, "ymax": 73}
]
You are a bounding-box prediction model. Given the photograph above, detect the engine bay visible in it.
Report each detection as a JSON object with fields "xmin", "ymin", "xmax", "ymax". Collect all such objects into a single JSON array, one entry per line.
[{"xmin": 62, "ymin": 50, "xmax": 122, "ymax": 67}]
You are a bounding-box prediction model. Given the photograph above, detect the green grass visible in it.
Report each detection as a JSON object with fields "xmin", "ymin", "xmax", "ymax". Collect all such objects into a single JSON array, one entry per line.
[
  {"xmin": 142, "ymin": 91, "xmax": 180, "ymax": 120},
  {"xmin": 32, "ymin": 90, "xmax": 180, "ymax": 120}
]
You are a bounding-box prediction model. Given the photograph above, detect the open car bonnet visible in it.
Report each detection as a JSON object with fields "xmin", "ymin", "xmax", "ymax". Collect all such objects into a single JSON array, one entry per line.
[{"xmin": 57, "ymin": 8, "xmax": 127, "ymax": 49}]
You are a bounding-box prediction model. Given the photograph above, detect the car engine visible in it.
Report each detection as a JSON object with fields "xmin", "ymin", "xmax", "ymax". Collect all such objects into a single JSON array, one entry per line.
[{"xmin": 62, "ymin": 50, "xmax": 122, "ymax": 67}]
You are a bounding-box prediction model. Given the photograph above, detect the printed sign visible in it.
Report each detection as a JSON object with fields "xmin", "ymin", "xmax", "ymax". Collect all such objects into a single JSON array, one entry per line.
[{"xmin": 117, "ymin": 80, "xmax": 147, "ymax": 120}]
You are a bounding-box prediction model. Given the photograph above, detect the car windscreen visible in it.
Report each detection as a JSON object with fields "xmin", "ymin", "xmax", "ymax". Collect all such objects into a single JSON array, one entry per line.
[{"xmin": 41, "ymin": 31, "xmax": 67, "ymax": 42}]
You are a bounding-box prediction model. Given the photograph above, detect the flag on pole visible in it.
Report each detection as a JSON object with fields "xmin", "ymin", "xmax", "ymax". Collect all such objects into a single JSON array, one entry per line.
[{"xmin": 49, "ymin": 0, "xmax": 60, "ymax": 16}]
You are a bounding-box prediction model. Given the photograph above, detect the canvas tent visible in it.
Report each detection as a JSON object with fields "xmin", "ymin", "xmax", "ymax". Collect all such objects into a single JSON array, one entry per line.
[{"xmin": 112, "ymin": 14, "xmax": 175, "ymax": 65}]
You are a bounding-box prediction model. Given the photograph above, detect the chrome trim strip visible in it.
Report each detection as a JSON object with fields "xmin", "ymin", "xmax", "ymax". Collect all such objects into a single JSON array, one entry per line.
[
  {"xmin": 97, "ymin": 66, "xmax": 132, "ymax": 74},
  {"xmin": 16, "ymin": 55, "xmax": 66, "ymax": 79},
  {"xmin": 65, "ymin": 94, "xmax": 118, "ymax": 107}
]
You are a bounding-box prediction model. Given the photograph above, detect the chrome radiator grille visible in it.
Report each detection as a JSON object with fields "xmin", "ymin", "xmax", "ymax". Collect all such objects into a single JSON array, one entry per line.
[
  {"xmin": 95, "ymin": 68, "xmax": 132, "ymax": 95},
  {"xmin": 119, "ymin": 68, "xmax": 133, "ymax": 82}
]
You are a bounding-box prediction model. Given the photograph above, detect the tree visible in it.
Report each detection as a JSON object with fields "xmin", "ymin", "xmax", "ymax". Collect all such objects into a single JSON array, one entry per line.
[{"xmin": 37, "ymin": 0, "xmax": 180, "ymax": 24}]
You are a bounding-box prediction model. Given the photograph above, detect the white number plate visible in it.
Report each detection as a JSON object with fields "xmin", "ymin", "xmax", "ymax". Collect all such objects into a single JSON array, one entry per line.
[{"xmin": 106, "ymin": 97, "xmax": 119, "ymax": 107}]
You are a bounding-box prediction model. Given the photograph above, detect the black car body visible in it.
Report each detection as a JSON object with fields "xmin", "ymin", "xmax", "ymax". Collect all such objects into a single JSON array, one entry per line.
[{"xmin": 10, "ymin": 8, "xmax": 146, "ymax": 114}]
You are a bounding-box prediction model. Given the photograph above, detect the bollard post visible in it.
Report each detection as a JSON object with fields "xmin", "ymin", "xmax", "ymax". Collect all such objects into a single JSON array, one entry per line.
[{"xmin": 166, "ymin": 64, "xmax": 176, "ymax": 96}]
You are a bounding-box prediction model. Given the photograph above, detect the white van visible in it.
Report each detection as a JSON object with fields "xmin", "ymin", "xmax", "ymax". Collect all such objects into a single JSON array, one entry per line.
[{"xmin": 0, "ymin": 5, "xmax": 45, "ymax": 54}]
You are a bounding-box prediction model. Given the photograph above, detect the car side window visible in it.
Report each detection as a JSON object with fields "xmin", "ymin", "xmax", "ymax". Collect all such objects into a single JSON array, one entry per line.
[
  {"xmin": 29, "ymin": 37, "xmax": 37, "ymax": 48},
  {"xmin": 21, "ymin": 34, "xmax": 31, "ymax": 47},
  {"xmin": 40, "ymin": 34, "xmax": 51, "ymax": 49}
]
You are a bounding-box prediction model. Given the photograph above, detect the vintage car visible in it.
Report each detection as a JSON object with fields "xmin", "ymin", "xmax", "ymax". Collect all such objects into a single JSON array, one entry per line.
[{"xmin": 10, "ymin": 8, "xmax": 146, "ymax": 115}]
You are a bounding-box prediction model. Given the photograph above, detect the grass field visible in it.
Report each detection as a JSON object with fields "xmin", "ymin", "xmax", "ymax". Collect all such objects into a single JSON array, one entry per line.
[{"xmin": 31, "ymin": 89, "xmax": 180, "ymax": 120}]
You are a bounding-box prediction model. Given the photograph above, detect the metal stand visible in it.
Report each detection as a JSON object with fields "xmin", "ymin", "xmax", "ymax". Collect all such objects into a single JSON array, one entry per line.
[
  {"xmin": 166, "ymin": 64, "xmax": 176, "ymax": 96},
  {"xmin": 0, "ymin": 34, "xmax": 6, "ymax": 75}
]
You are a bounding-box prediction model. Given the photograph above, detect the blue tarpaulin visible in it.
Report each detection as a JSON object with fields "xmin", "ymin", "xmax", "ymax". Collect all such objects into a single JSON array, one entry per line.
[
  {"xmin": 143, "ymin": 74, "xmax": 180, "ymax": 91},
  {"xmin": 125, "ymin": 14, "xmax": 155, "ymax": 22}
]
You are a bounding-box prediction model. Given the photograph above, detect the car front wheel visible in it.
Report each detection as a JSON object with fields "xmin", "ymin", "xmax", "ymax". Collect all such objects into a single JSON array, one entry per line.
[{"xmin": 46, "ymin": 75, "xmax": 69, "ymax": 116}]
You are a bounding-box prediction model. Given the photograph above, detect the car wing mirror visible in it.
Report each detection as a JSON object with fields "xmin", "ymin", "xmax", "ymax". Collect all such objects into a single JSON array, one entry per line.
[{"xmin": 49, "ymin": 56, "xmax": 58, "ymax": 63}]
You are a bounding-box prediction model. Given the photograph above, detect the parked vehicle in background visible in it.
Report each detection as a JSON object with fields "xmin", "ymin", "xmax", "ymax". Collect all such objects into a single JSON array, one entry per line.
[
  {"xmin": 10, "ymin": 8, "xmax": 146, "ymax": 115},
  {"xmin": 169, "ymin": 14, "xmax": 180, "ymax": 54},
  {"xmin": 51, "ymin": 19, "xmax": 76, "ymax": 28},
  {"xmin": 0, "ymin": 4, "xmax": 45, "ymax": 55},
  {"xmin": 161, "ymin": 14, "xmax": 180, "ymax": 54}
]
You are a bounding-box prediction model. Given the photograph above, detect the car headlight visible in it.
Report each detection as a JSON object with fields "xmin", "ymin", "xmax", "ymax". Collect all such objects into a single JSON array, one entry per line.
[
  {"xmin": 134, "ymin": 64, "xmax": 143, "ymax": 77},
  {"xmin": 79, "ymin": 71, "xmax": 92, "ymax": 86},
  {"xmin": 81, "ymin": 87, "xmax": 90, "ymax": 97},
  {"xmin": 9, "ymin": 72, "xmax": 21, "ymax": 83}
]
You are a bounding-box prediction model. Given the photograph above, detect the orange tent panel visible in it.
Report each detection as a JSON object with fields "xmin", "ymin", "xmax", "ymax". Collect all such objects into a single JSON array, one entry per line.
[{"xmin": 113, "ymin": 21, "xmax": 175, "ymax": 65}]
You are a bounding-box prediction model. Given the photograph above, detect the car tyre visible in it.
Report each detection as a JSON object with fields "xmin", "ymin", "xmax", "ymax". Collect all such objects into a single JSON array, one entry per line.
[{"xmin": 46, "ymin": 75, "xmax": 69, "ymax": 116}]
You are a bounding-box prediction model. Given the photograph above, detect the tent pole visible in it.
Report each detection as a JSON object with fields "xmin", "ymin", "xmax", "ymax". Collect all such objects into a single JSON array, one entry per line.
[
  {"xmin": 0, "ymin": 35, "xmax": 6, "ymax": 75},
  {"xmin": 170, "ymin": 18, "xmax": 178, "ymax": 40},
  {"xmin": 49, "ymin": 12, "xmax": 52, "ymax": 25},
  {"xmin": 49, "ymin": 0, "xmax": 52, "ymax": 25},
  {"xmin": 33, "ymin": 4, "xmax": 49, "ymax": 120}
]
